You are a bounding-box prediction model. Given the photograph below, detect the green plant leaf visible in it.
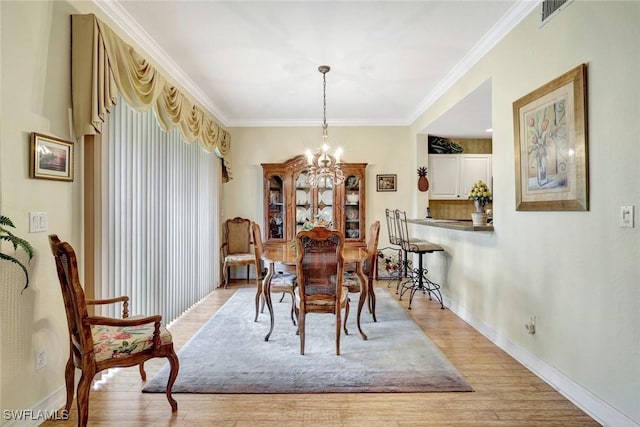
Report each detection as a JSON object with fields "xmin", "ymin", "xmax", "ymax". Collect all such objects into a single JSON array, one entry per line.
[{"xmin": 1, "ymin": 215, "xmax": 34, "ymax": 291}]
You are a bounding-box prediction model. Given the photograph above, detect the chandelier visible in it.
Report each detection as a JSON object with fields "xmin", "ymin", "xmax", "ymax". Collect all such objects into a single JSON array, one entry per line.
[{"xmin": 305, "ymin": 65, "xmax": 344, "ymax": 187}]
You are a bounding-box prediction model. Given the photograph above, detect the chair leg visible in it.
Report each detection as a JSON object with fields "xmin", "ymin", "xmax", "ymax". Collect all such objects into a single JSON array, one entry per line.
[
  {"xmin": 165, "ymin": 348, "xmax": 180, "ymax": 412},
  {"xmin": 336, "ymin": 306, "xmax": 342, "ymax": 356},
  {"xmin": 289, "ymin": 292, "xmax": 297, "ymax": 326},
  {"xmin": 299, "ymin": 310, "xmax": 306, "ymax": 355},
  {"xmin": 246, "ymin": 265, "xmax": 250, "ymax": 283},
  {"xmin": 76, "ymin": 372, "xmax": 93, "ymax": 427},
  {"xmin": 343, "ymin": 298, "xmax": 350, "ymax": 336},
  {"xmin": 63, "ymin": 352, "xmax": 74, "ymax": 413},
  {"xmin": 139, "ymin": 362, "xmax": 146, "ymax": 381},
  {"xmin": 222, "ymin": 261, "xmax": 229, "ymax": 288}
]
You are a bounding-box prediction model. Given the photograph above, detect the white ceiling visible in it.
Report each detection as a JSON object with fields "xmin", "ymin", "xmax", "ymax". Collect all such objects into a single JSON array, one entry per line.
[{"xmin": 97, "ymin": 1, "xmax": 538, "ymax": 137}]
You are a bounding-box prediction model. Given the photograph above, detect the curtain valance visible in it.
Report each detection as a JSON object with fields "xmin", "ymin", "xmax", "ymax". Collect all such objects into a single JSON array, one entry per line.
[{"xmin": 71, "ymin": 14, "xmax": 232, "ymax": 180}]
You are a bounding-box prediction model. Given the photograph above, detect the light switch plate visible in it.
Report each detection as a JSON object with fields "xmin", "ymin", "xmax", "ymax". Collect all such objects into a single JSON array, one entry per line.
[
  {"xmin": 29, "ymin": 212, "xmax": 48, "ymax": 233},
  {"xmin": 620, "ymin": 205, "xmax": 634, "ymax": 228}
]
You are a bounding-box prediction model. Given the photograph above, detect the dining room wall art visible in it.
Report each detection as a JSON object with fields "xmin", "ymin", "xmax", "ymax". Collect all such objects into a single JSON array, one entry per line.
[
  {"xmin": 513, "ymin": 63, "xmax": 588, "ymax": 211},
  {"xmin": 376, "ymin": 174, "xmax": 397, "ymax": 192},
  {"xmin": 29, "ymin": 132, "xmax": 74, "ymax": 181}
]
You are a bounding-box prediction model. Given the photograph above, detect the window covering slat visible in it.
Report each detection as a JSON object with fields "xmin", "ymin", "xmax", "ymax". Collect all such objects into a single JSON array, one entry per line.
[{"xmin": 99, "ymin": 97, "xmax": 219, "ymax": 323}]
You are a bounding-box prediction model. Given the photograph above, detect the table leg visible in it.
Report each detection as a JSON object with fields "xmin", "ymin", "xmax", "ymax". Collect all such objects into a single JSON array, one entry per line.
[
  {"xmin": 355, "ymin": 263, "xmax": 368, "ymax": 341},
  {"xmin": 263, "ymin": 261, "xmax": 275, "ymax": 341},
  {"xmin": 368, "ymin": 276, "xmax": 377, "ymax": 322}
]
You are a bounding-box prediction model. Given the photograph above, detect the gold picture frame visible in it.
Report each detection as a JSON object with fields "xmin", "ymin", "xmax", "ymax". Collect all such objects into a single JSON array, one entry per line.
[
  {"xmin": 30, "ymin": 132, "xmax": 74, "ymax": 181},
  {"xmin": 376, "ymin": 174, "xmax": 397, "ymax": 192},
  {"xmin": 513, "ymin": 63, "xmax": 588, "ymax": 211}
]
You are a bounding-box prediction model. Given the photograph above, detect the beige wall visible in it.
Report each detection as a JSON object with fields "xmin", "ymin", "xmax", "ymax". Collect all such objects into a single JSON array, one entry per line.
[
  {"xmin": 225, "ymin": 126, "xmax": 414, "ymax": 246},
  {"xmin": 410, "ymin": 2, "xmax": 639, "ymax": 425},
  {"xmin": 1, "ymin": 1, "xmax": 638, "ymax": 426},
  {"xmin": 0, "ymin": 0, "xmax": 81, "ymax": 419}
]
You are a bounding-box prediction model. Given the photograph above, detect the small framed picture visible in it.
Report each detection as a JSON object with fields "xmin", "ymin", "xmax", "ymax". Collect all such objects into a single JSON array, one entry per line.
[
  {"xmin": 376, "ymin": 174, "xmax": 397, "ymax": 192},
  {"xmin": 30, "ymin": 132, "xmax": 74, "ymax": 181}
]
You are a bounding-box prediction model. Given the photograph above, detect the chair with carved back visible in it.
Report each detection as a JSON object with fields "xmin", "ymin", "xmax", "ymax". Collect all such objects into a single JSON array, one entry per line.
[
  {"xmin": 221, "ymin": 217, "xmax": 254, "ymax": 288},
  {"xmin": 343, "ymin": 220, "xmax": 380, "ymax": 324},
  {"xmin": 295, "ymin": 226, "xmax": 350, "ymax": 355},
  {"xmin": 250, "ymin": 221, "xmax": 297, "ymax": 325},
  {"xmin": 48, "ymin": 235, "xmax": 179, "ymax": 427}
]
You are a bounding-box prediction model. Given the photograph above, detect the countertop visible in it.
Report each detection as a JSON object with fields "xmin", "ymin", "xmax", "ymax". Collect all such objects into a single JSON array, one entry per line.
[{"xmin": 407, "ymin": 218, "xmax": 494, "ymax": 232}]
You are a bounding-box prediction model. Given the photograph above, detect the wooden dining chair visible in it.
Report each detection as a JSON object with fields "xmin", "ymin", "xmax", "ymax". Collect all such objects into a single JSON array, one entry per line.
[
  {"xmin": 295, "ymin": 226, "xmax": 349, "ymax": 355},
  {"xmin": 48, "ymin": 235, "xmax": 179, "ymax": 427},
  {"xmin": 251, "ymin": 222, "xmax": 297, "ymax": 325},
  {"xmin": 221, "ymin": 217, "xmax": 254, "ymax": 288},
  {"xmin": 343, "ymin": 220, "xmax": 380, "ymax": 323}
]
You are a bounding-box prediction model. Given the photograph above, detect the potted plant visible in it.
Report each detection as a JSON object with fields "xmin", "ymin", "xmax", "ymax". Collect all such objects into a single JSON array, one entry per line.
[
  {"xmin": 1, "ymin": 215, "xmax": 34, "ymax": 291},
  {"xmin": 468, "ymin": 181, "xmax": 492, "ymax": 225}
]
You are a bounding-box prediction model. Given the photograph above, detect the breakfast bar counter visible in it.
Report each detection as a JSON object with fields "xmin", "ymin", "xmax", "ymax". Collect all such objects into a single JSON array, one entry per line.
[{"xmin": 407, "ymin": 218, "xmax": 494, "ymax": 232}]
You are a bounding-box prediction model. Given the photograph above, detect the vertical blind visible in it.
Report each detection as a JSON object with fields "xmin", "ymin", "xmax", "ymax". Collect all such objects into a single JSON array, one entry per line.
[{"xmin": 99, "ymin": 97, "xmax": 219, "ymax": 323}]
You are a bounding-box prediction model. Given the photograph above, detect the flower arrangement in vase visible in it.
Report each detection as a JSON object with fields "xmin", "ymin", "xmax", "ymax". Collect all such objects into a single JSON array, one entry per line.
[{"xmin": 468, "ymin": 181, "xmax": 492, "ymax": 225}]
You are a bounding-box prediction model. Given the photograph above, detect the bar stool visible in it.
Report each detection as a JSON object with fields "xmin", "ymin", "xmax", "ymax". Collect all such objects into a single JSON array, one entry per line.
[
  {"xmin": 394, "ymin": 209, "xmax": 445, "ymax": 310},
  {"xmin": 383, "ymin": 208, "xmax": 406, "ymax": 293}
]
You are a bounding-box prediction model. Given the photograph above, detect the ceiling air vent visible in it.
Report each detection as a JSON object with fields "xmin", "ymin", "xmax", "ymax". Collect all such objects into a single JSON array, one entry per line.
[{"xmin": 540, "ymin": 0, "xmax": 573, "ymax": 27}]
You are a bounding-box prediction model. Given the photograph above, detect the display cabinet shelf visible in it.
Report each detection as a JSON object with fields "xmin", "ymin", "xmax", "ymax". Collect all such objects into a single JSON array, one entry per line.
[{"xmin": 262, "ymin": 155, "xmax": 367, "ymax": 247}]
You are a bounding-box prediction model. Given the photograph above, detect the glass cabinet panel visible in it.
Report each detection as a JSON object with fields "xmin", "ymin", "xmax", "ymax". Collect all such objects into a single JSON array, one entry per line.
[
  {"xmin": 295, "ymin": 171, "xmax": 312, "ymax": 233},
  {"xmin": 263, "ymin": 156, "xmax": 366, "ymax": 245},
  {"xmin": 317, "ymin": 179, "xmax": 333, "ymax": 227},
  {"xmin": 344, "ymin": 175, "xmax": 361, "ymax": 239},
  {"xmin": 267, "ymin": 175, "xmax": 285, "ymax": 240}
]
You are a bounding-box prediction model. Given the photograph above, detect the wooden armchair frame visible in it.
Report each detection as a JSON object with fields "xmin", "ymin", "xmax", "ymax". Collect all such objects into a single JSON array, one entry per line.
[
  {"xmin": 250, "ymin": 221, "xmax": 297, "ymax": 325},
  {"xmin": 48, "ymin": 235, "xmax": 179, "ymax": 427},
  {"xmin": 295, "ymin": 226, "xmax": 349, "ymax": 355},
  {"xmin": 221, "ymin": 217, "xmax": 254, "ymax": 287},
  {"xmin": 344, "ymin": 220, "xmax": 381, "ymax": 323}
]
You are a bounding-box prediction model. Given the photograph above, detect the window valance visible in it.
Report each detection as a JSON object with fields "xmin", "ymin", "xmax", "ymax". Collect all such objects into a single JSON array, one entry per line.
[{"xmin": 71, "ymin": 14, "xmax": 232, "ymax": 180}]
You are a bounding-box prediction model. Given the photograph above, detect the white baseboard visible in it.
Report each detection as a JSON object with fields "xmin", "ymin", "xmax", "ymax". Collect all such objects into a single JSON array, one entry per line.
[
  {"xmin": 2, "ymin": 386, "xmax": 66, "ymax": 427},
  {"xmin": 443, "ymin": 296, "xmax": 639, "ymax": 427}
]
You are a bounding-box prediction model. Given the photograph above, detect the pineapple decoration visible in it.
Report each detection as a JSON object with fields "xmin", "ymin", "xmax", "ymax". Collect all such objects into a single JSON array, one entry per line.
[{"xmin": 417, "ymin": 166, "xmax": 429, "ymax": 192}]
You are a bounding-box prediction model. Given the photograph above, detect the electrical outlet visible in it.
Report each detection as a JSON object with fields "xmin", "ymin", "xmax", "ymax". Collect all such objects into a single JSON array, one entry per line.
[
  {"xmin": 35, "ymin": 350, "xmax": 47, "ymax": 370},
  {"xmin": 525, "ymin": 315, "xmax": 536, "ymax": 335}
]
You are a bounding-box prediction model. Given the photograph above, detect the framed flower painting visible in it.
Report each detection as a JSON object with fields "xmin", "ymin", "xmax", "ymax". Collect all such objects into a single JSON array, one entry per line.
[{"xmin": 513, "ymin": 63, "xmax": 588, "ymax": 211}]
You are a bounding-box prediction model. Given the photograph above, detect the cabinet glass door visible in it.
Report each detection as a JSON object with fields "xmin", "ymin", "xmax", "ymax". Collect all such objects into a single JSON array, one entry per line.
[
  {"xmin": 294, "ymin": 171, "xmax": 312, "ymax": 233},
  {"xmin": 317, "ymin": 180, "xmax": 333, "ymax": 228},
  {"xmin": 267, "ymin": 175, "xmax": 285, "ymax": 240},
  {"xmin": 344, "ymin": 175, "xmax": 361, "ymax": 239}
]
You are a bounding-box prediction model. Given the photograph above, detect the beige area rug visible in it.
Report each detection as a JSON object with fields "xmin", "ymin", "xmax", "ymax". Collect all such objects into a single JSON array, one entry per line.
[{"xmin": 143, "ymin": 288, "xmax": 473, "ymax": 394}]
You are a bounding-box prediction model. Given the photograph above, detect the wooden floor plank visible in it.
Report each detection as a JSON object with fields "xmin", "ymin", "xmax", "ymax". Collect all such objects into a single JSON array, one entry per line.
[{"xmin": 41, "ymin": 282, "xmax": 600, "ymax": 426}]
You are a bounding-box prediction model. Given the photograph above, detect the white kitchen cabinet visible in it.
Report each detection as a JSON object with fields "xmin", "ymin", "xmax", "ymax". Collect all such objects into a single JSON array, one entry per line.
[{"xmin": 429, "ymin": 154, "xmax": 492, "ymax": 200}]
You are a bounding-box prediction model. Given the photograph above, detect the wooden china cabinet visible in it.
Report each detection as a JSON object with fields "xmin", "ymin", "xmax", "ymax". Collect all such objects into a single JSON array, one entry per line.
[{"xmin": 261, "ymin": 155, "xmax": 367, "ymax": 248}]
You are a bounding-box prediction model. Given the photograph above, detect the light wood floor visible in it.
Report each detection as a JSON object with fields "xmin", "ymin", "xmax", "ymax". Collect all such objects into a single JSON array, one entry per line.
[{"xmin": 43, "ymin": 282, "xmax": 599, "ymax": 426}]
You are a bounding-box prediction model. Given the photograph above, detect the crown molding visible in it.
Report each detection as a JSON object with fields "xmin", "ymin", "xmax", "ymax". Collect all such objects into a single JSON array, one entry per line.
[
  {"xmin": 92, "ymin": 0, "xmax": 537, "ymax": 129},
  {"xmin": 91, "ymin": 0, "xmax": 230, "ymax": 127},
  {"xmin": 408, "ymin": 0, "xmax": 539, "ymax": 125}
]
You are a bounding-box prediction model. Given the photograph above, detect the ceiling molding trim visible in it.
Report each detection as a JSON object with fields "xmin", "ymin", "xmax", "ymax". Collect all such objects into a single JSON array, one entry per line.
[
  {"xmin": 407, "ymin": 0, "xmax": 539, "ymax": 126},
  {"xmin": 226, "ymin": 118, "xmax": 408, "ymax": 128},
  {"xmin": 91, "ymin": 0, "xmax": 230, "ymax": 127}
]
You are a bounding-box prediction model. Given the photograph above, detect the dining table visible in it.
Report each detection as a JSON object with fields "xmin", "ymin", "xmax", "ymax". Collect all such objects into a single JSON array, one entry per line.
[{"xmin": 261, "ymin": 242, "xmax": 371, "ymax": 342}]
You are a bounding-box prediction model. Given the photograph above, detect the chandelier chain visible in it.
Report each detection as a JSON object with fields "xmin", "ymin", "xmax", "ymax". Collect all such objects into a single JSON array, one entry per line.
[
  {"xmin": 305, "ymin": 65, "xmax": 344, "ymax": 187},
  {"xmin": 323, "ymin": 71, "xmax": 327, "ymax": 130}
]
